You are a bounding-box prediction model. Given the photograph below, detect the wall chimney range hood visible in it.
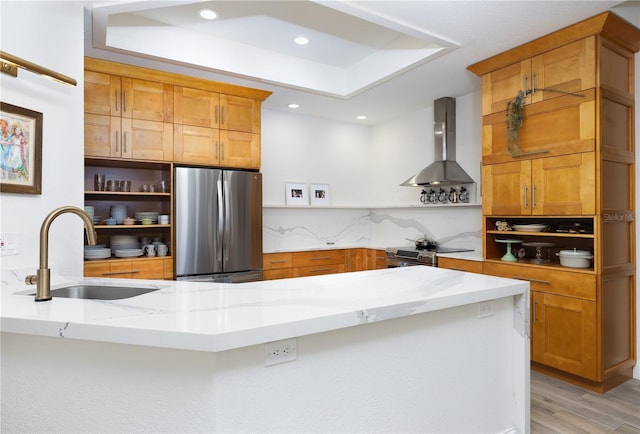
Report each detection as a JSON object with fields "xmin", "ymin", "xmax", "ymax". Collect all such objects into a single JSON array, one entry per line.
[{"xmin": 401, "ymin": 97, "xmax": 474, "ymax": 187}]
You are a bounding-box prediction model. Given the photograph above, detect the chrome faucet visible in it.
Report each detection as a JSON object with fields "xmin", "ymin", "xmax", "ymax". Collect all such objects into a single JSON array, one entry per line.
[{"xmin": 25, "ymin": 206, "xmax": 97, "ymax": 301}]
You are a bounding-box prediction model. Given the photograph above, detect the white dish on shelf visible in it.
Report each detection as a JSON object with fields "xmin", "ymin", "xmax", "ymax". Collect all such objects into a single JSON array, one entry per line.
[
  {"xmin": 84, "ymin": 244, "xmax": 107, "ymax": 250},
  {"xmin": 84, "ymin": 248, "xmax": 111, "ymax": 260},
  {"xmin": 556, "ymin": 249, "xmax": 593, "ymax": 268},
  {"xmin": 512, "ymin": 224, "xmax": 548, "ymax": 232},
  {"xmin": 115, "ymin": 248, "xmax": 143, "ymax": 258}
]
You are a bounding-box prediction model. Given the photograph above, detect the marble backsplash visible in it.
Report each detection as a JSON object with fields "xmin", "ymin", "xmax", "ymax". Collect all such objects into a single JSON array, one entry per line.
[{"xmin": 263, "ymin": 206, "xmax": 483, "ymax": 252}]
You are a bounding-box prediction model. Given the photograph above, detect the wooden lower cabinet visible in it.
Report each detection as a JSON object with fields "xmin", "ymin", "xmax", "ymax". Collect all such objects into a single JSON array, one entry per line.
[
  {"xmin": 437, "ymin": 257, "xmax": 483, "ymax": 274},
  {"xmin": 84, "ymin": 257, "xmax": 173, "ymax": 280},
  {"xmin": 367, "ymin": 249, "xmax": 387, "ymax": 270},
  {"xmin": 483, "ymin": 261, "xmax": 635, "ymax": 391},
  {"xmin": 346, "ymin": 248, "xmax": 366, "ymax": 272},
  {"xmin": 292, "ymin": 250, "xmax": 345, "ymax": 277},
  {"xmin": 263, "ymin": 248, "xmax": 386, "ymax": 280},
  {"xmin": 262, "ymin": 252, "xmax": 293, "ymax": 281},
  {"xmin": 531, "ymin": 291, "xmax": 597, "ymax": 380}
]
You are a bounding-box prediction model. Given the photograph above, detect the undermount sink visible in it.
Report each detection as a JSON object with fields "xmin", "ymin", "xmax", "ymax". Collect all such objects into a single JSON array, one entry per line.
[{"xmin": 20, "ymin": 284, "xmax": 166, "ymax": 300}]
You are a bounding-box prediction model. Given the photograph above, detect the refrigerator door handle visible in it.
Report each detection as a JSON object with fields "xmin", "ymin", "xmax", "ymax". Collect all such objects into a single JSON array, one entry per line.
[
  {"xmin": 217, "ymin": 178, "xmax": 224, "ymax": 263},
  {"xmin": 223, "ymin": 176, "xmax": 231, "ymax": 263}
]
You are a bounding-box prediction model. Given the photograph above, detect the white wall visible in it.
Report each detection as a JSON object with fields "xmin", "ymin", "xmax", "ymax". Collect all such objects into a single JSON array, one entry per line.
[
  {"xmin": 0, "ymin": 2, "xmax": 86, "ymax": 277},
  {"xmin": 261, "ymin": 110, "xmax": 371, "ymax": 206},
  {"xmin": 368, "ymin": 91, "xmax": 482, "ymax": 207}
]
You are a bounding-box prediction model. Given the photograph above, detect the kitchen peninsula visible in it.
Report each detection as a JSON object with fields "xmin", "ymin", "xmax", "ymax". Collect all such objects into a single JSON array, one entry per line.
[{"xmin": 1, "ymin": 266, "xmax": 529, "ymax": 433}]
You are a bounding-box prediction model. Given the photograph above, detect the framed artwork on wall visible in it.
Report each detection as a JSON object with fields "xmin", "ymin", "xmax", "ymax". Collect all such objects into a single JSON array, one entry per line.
[
  {"xmin": 0, "ymin": 102, "xmax": 42, "ymax": 194},
  {"xmin": 310, "ymin": 183, "xmax": 330, "ymax": 206},
  {"xmin": 285, "ymin": 182, "xmax": 308, "ymax": 206}
]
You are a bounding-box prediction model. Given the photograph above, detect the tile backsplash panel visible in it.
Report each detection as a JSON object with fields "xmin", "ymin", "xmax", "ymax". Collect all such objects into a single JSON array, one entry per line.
[{"xmin": 263, "ymin": 206, "xmax": 482, "ymax": 252}]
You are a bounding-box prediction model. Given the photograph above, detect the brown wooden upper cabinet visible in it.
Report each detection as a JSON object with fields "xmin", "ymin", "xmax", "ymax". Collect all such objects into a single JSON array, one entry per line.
[
  {"xmin": 474, "ymin": 37, "xmax": 597, "ymax": 164},
  {"xmin": 84, "ymin": 70, "xmax": 174, "ymax": 161},
  {"xmin": 173, "ymin": 87, "xmax": 261, "ymax": 168},
  {"xmin": 479, "ymin": 38, "xmax": 595, "ymax": 116},
  {"xmin": 482, "ymin": 152, "xmax": 595, "ymax": 216}
]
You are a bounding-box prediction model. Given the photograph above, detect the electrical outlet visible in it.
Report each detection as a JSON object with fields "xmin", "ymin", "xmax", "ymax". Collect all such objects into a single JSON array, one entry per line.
[
  {"xmin": 478, "ymin": 301, "xmax": 494, "ymax": 318},
  {"xmin": 264, "ymin": 338, "xmax": 297, "ymax": 367},
  {"xmin": 0, "ymin": 232, "xmax": 18, "ymax": 256}
]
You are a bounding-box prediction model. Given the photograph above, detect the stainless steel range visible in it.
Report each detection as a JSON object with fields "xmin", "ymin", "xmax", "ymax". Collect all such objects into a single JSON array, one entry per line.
[{"xmin": 385, "ymin": 245, "xmax": 474, "ymax": 268}]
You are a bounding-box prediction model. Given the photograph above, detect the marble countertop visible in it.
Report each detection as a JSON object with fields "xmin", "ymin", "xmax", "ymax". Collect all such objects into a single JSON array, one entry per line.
[{"xmin": 1, "ymin": 267, "xmax": 525, "ymax": 353}]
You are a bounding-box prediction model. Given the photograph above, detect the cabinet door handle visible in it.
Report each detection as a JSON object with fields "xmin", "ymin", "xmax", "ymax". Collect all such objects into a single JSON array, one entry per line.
[
  {"xmin": 102, "ymin": 270, "xmax": 140, "ymax": 276},
  {"xmin": 123, "ymin": 91, "xmax": 127, "ymax": 113},
  {"xmin": 221, "ymin": 142, "xmax": 224, "ymax": 160},
  {"xmin": 115, "ymin": 90, "xmax": 119, "ymax": 111},
  {"xmin": 123, "ymin": 132, "xmax": 127, "ymax": 154},
  {"xmin": 310, "ymin": 256, "xmax": 332, "ymax": 261},
  {"xmin": 215, "ymin": 104, "xmax": 219, "ymax": 124},
  {"xmin": 221, "ymin": 106, "xmax": 225, "ymax": 125},
  {"xmin": 511, "ymin": 276, "xmax": 550, "ymax": 285},
  {"xmin": 523, "ymin": 185, "xmax": 528, "ymax": 209},
  {"xmin": 215, "ymin": 141, "xmax": 219, "ymax": 160},
  {"xmin": 532, "ymin": 184, "xmax": 536, "ymax": 209},
  {"xmin": 114, "ymin": 131, "xmax": 119, "ymax": 153},
  {"xmin": 531, "ymin": 72, "xmax": 536, "ymax": 96},
  {"xmin": 533, "ymin": 298, "xmax": 537, "ymax": 324},
  {"xmin": 523, "ymin": 74, "xmax": 528, "ymax": 95}
]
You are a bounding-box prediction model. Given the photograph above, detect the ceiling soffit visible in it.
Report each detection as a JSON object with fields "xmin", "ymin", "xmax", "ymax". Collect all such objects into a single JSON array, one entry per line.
[{"xmin": 90, "ymin": 0, "xmax": 460, "ymax": 98}]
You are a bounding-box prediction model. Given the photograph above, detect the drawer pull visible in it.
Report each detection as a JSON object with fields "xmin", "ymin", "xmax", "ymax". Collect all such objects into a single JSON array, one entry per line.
[
  {"xmin": 310, "ymin": 268, "xmax": 332, "ymax": 273},
  {"xmin": 270, "ymin": 260, "xmax": 287, "ymax": 264},
  {"xmin": 310, "ymin": 256, "xmax": 332, "ymax": 261},
  {"xmin": 511, "ymin": 276, "xmax": 550, "ymax": 285},
  {"xmin": 102, "ymin": 270, "xmax": 140, "ymax": 276}
]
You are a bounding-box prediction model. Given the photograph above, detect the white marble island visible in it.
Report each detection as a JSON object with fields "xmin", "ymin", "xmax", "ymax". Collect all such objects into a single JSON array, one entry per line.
[{"xmin": 1, "ymin": 266, "xmax": 529, "ymax": 433}]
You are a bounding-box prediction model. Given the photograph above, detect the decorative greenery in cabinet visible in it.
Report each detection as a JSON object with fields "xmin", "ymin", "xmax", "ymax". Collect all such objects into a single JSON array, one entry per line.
[{"xmin": 470, "ymin": 11, "xmax": 639, "ymax": 392}]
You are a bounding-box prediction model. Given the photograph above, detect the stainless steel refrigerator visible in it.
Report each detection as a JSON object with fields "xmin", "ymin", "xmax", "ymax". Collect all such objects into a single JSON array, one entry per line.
[{"xmin": 174, "ymin": 166, "xmax": 263, "ymax": 282}]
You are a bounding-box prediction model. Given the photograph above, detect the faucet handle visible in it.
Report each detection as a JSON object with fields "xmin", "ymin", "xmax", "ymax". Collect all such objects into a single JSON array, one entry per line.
[{"xmin": 25, "ymin": 275, "xmax": 37, "ymax": 285}]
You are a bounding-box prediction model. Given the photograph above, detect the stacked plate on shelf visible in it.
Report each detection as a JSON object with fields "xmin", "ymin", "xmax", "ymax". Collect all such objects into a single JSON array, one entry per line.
[
  {"xmin": 110, "ymin": 235, "xmax": 139, "ymax": 254},
  {"xmin": 84, "ymin": 244, "xmax": 111, "ymax": 260},
  {"xmin": 115, "ymin": 248, "xmax": 143, "ymax": 258}
]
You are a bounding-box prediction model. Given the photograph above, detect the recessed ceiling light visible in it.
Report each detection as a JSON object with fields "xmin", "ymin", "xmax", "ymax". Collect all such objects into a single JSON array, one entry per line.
[
  {"xmin": 199, "ymin": 9, "xmax": 218, "ymax": 20},
  {"xmin": 288, "ymin": 103, "xmax": 300, "ymax": 109},
  {"xmin": 294, "ymin": 36, "xmax": 309, "ymax": 46},
  {"xmin": 356, "ymin": 115, "xmax": 367, "ymax": 120}
]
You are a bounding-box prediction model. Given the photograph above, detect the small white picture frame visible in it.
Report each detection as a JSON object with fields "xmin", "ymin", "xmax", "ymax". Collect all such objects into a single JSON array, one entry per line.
[
  {"xmin": 310, "ymin": 183, "xmax": 330, "ymax": 206},
  {"xmin": 285, "ymin": 182, "xmax": 308, "ymax": 206}
]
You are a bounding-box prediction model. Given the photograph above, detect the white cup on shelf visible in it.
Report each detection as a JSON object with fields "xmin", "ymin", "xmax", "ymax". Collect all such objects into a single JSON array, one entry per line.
[{"xmin": 159, "ymin": 215, "xmax": 169, "ymax": 225}]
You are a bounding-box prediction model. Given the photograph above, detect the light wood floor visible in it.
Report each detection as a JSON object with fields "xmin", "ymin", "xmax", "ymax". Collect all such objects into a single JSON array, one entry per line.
[{"xmin": 531, "ymin": 370, "xmax": 640, "ymax": 433}]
